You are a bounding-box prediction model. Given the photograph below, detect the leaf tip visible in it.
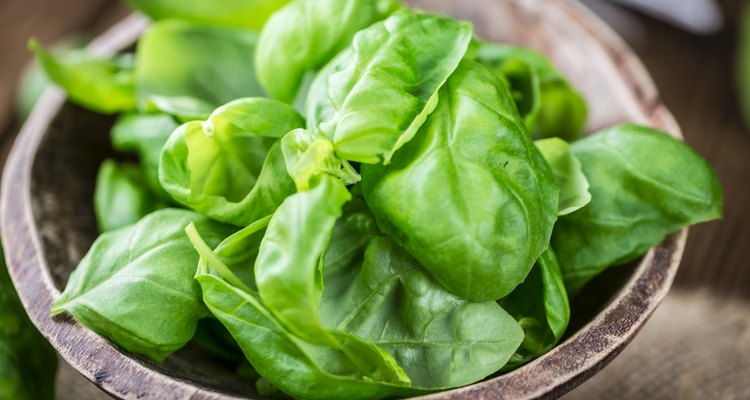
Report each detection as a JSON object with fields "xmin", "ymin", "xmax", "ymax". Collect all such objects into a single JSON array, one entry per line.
[{"xmin": 28, "ymin": 37, "xmax": 41, "ymax": 52}]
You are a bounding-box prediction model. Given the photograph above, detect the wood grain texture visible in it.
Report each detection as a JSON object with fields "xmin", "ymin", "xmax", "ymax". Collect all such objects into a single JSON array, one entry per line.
[
  {"xmin": 565, "ymin": 289, "xmax": 750, "ymax": 399},
  {"xmin": 0, "ymin": 0, "xmax": 711, "ymax": 399}
]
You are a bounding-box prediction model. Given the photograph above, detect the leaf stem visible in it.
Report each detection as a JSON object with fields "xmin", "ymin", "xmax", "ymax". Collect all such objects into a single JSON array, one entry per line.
[{"xmin": 185, "ymin": 223, "xmax": 254, "ymax": 293}]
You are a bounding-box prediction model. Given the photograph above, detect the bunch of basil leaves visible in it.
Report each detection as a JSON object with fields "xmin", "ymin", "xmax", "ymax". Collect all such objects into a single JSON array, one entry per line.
[{"xmin": 33, "ymin": 0, "xmax": 722, "ymax": 398}]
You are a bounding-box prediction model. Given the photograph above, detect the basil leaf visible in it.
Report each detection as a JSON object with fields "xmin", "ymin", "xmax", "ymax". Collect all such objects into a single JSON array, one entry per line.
[
  {"xmin": 281, "ymin": 129, "xmax": 360, "ymax": 191},
  {"xmin": 189, "ymin": 220, "xmax": 419, "ymax": 400},
  {"xmin": 51, "ymin": 209, "xmax": 235, "ymax": 361},
  {"xmin": 0, "ymin": 245, "xmax": 57, "ymax": 400},
  {"xmin": 318, "ymin": 13, "xmax": 473, "ymax": 164},
  {"xmin": 477, "ymin": 43, "xmax": 587, "ymax": 141},
  {"xmin": 126, "ymin": 0, "xmax": 291, "ymax": 30},
  {"xmin": 362, "ymin": 60, "xmax": 558, "ymax": 301},
  {"xmin": 94, "ymin": 160, "xmax": 166, "ymax": 232},
  {"xmin": 136, "ymin": 21, "xmax": 264, "ymax": 116},
  {"xmin": 256, "ymin": 0, "xmax": 402, "ymax": 102},
  {"xmin": 111, "ymin": 113, "xmax": 179, "ymax": 199},
  {"xmin": 196, "ymin": 273, "xmax": 419, "ymax": 400},
  {"xmin": 499, "ymin": 247, "xmax": 569, "ymax": 369},
  {"xmin": 306, "ymin": 47, "xmax": 351, "ymax": 133},
  {"xmin": 321, "ymin": 237, "xmax": 524, "ymax": 389},
  {"xmin": 159, "ymin": 98, "xmax": 303, "ymax": 226},
  {"xmin": 146, "ymin": 96, "xmax": 215, "ymax": 122},
  {"xmin": 30, "ymin": 39, "xmax": 136, "ymax": 114},
  {"xmin": 553, "ymin": 124, "xmax": 723, "ymax": 295},
  {"xmin": 204, "ymin": 176, "xmax": 412, "ymax": 389},
  {"xmin": 200, "ymin": 217, "xmax": 273, "ymax": 293},
  {"xmin": 254, "ymin": 175, "xmax": 352, "ymax": 345},
  {"xmin": 535, "ymin": 137, "xmax": 591, "ymax": 216},
  {"xmin": 324, "ymin": 197, "xmax": 382, "ymax": 273},
  {"xmin": 481, "ymin": 51, "xmax": 540, "ymax": 133},
  {"xmin": 536, "ymin": 85, "xmax": 588, "ymax": 141}
]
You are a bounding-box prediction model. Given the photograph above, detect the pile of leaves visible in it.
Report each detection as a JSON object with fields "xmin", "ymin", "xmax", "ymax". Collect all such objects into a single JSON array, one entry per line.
[{"xmin": 32, "ymin": 0, "xmax": 722, "ymax": 398}]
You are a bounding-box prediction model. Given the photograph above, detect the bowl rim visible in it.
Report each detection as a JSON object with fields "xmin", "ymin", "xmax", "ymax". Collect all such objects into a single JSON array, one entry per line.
[{"xmin": 0, "ymin": 1, "xmax": 686, "ymax": 399}]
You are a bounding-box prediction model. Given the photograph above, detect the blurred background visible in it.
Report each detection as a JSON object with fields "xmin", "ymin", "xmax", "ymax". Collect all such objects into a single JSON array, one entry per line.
[{"xmin": 0, "ymin": 0, "xmax": 747, "ymax": 398}]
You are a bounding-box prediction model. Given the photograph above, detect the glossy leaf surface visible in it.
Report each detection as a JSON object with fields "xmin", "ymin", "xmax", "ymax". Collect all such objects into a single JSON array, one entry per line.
[
  {"xmin": 256, "ymin": 0, "xmax": 401, "ymax": 102},
  {"xmin": 255, "ymin": 175, "xmax": 351, "ymax": 345},
  {"xmin": 499, "ymin": 247, "xmax": 569, "ymax": 369},
  {"xmin": 159, "ymin": 98, "xmax": 303, "ymax": 225},
  {"xmin": 553, "ymin": 124, "xmax": 723, "ymax": 295},
  {"xmin": 321, "ymin": 13, "xmax": 473, "ymax": 163},
  {"xmin": 321, "ymin": 237, "xmax": 525, "ymax": 388},
  {"xmin": 362, "ymin": 61, "xmax": 558, "ymax": 301},
  {"xmin": 51, "ymin": 209, "xmax": 235, "ymax": 361},
  {"xmin": 535, "ymin": 137, "xmax": 591, "ymax": 216},
  {"xmin": 190, "ymin": 220, "xmax": 418, "ymax": 400}
]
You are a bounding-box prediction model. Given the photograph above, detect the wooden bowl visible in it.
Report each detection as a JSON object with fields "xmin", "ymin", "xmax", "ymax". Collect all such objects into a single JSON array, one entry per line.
[{"xmin": 0, "ymin": 0, "xmax": 686, "ymax": 399}]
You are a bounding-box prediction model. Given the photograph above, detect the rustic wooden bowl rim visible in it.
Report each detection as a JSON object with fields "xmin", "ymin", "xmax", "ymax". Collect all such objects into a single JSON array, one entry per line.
[{"xmin": 1, "ymin": 1, "xmax": 686, "ymax": 399}]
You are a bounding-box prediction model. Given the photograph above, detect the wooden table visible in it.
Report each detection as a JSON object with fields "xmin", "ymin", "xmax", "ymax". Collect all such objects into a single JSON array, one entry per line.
[{"xmin": 1, "ymin": 0, "xmax": 747, "ymax": 399}]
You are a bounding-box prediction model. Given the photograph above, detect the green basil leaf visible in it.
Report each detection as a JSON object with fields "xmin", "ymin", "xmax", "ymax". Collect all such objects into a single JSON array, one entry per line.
[
  {"xmin": 477, "ymin": 43, "xmax": 587, "ymax": 141},
  {"xmin": 136, "ymin": 21, "xmax": 264, "ymax": 116},
  {"xmin": 319, "ymin": 13, "xmax": 473, "ymax": 164},
  {"xmin": 189, "ymin": 221, "xmax": 419, "ymax": 400},
  {"xmin": 482, "ymin": 53, "xmax": 540, "ymax": 133},
  {"xmin": 111, "ymin": 113, "xmax": 179, "ymax": 198},
  {"xmin": 94, "ymin": 160, "xmax": 167, "ymax": 232},
  {"xmin": 202, "ymin": 97, "xmax": 303, "ymax": 140},
  {"xmin": 199, "ymin": 217, "xmax": 273, "ymax": 293},
  {"xmin": 18, "ymin": 38, "xmax": 88, "ymax": 120},
  {"xmin": 30, "ymin": 39, "xmax": 136, "ymax": 114},
  {"xmin": 254, "ymin": 175, "xmax": 351, "ymax": 345},
  {"xmin": 126, "ymin": 0, "xmax": 291, "ymax": 29},
  {"xmin": 536, "ymin": 84, "xmax": 588, "ymax": 141},
  {"xmin": 321, "ymin": 237, "xmax": 524, "ymax": 389},
  {"xmin": 362, "ymin": 60, "xmax": 558, "ymax": 301},
  {"xmin": 51, "ymin": 209, "xmax": 235, "ymax": 361},
  {"xmin": 146, "ymin": 95, "xmax": 215, "ymax": 122},
  {"xmin": 0, "ymin": 245, "xmax": 57, "ymax": 400},
  {"xmin": 534, "ymin": 137, "xmax": 591, "ymax": 216},
  {"xmin": 159, "ymin": 98, "xmax": 303, "ymax": 226},
  {"xmin": 324, "ymin": 197, "xmax": 381, "ymax": 273},
  {"xmin": 499, "ymin": 247, "xmax": 569, "ymax": 369},
  {"xmin": 196, "ymin": 274, "xmax": 419, "ymax": 400},
  {"xmin": 256, "ymin": 0, "xmax": 402, "ymax": 102},
  {"xmin": 306, "ymin": 48, "xmax": 351, "ymax": 133},
  {"xmin": 553, "ymin": 124, "xmax": 723, "ymax": 295},
  {"xmin": 281, "ymin": 129, "xmax": 360, "ymax": 191}
]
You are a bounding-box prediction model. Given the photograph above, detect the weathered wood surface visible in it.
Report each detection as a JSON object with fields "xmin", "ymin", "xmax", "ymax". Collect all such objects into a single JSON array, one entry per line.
[{"xmin": 0, "ymin": 0, "xmax": 747, "ymax": 399}]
